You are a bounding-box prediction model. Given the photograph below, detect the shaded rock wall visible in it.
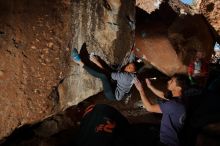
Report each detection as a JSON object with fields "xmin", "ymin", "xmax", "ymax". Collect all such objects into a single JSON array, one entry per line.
[
  {"xmin": 135, "ymin": 4, "xmax": 186, "ymax": 76},
  {"xmin": 58, "ymin": 0, "xmax": 135, "ymax": 109},
  {"xmin": 136, "ymin": 0, "xmax": 220, "ymax": 38},
  {"xmin": 168, "ymin": 15, "xmax": 213, "ymax": 65},
  {"xmin": 135, "ymin": 2, "xmax": 213, "ymax": 76}
]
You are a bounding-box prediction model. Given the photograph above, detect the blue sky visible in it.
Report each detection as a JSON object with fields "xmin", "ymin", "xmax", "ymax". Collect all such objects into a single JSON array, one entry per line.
[{"xmin": 180, "ymin": 0, "xmax": 194, "ymax": 5}]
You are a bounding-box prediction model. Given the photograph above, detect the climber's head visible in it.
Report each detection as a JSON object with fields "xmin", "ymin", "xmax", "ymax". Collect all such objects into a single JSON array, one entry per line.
[{"xmin": 124, "ymin": 63, "xmax": 136, "ymax": 73}]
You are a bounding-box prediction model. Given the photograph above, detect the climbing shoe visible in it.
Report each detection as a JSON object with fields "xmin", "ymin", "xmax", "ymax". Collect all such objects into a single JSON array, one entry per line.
[{"xmin": 71, "ymin": 48, "xmax": 81, "ymax": 62}]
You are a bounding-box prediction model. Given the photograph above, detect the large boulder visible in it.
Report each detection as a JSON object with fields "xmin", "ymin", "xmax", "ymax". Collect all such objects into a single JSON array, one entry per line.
[
  {"xmin": 135, "ymin": 2, "xmax": 213, "ymax": 76},
  {"xmin": 0, "ymin": 0, "xmax": 72, "ymax": 140},
  {"xmin": 0, "ymin": 0, "xmax": 135, "ymax": 140},
  {"xmin": 168, "ymin": 15, "xmax": 213, "ymax": 65},
  {"xmin": 58, "ymin": 0, "xmax": 135, "ymax": 109}
]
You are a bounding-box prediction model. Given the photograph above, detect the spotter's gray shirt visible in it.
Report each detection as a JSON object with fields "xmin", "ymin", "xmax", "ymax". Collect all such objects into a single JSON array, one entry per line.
[{"xmin": 111, "ymin": 72, "xmax": 136, "ymax": 100}]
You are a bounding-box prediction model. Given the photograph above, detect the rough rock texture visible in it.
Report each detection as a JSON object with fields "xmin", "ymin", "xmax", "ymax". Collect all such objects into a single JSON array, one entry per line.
[
  {"xmin": 58, "ymin": 0, "xmax": 135, "ymax": 109},
  {"xmin": 0, "ymin": 0, "xmax": 135, "ymax": 140},
  {"xmin": 136, "ymin": 0, "xmax": 163, "ymax": 13},
  {"xmin": 135, "ymin": 2, "xmax": 213, "ymax": 76},
  {"xmin": 0, "ymin": 0, "xmax": 71, "ymax": 140},
  {"xmin": 199, "ymin": 0, "xmax": 220, "ymax": 36}
]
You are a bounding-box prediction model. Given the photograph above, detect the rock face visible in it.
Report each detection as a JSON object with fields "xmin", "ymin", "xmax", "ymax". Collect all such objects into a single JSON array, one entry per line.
[
  {"xmin": 0, "ymin": 0, "xmax": 135, "ymax": 140},
  {"xmin": 0, "ymin": 0, "xmax": 72, "ymax": 140},
  {"xmin": 136, "ymin": 0, "xmax": 220, "ymax": 36},
  {"xmin": 58, "ymin": 0, "xmax": 135, "ymax": 109},
  {"xmin": 136, "ymin": 0, "xmax": 195, "ymax": 15},
  {"xmin": 199, "ymin": 0, "xmax": 220, "ymax": 36},
  {"xmin": 136, "ymin": 0, "xmax": 163, "ymax": 13},
  {"xmin": 168, "ymin": 15, "xmax": 213, "ymax": 65},
  {"xmin": 135, "ymin": 4, "xmax": 186, "ymax": 76}
]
